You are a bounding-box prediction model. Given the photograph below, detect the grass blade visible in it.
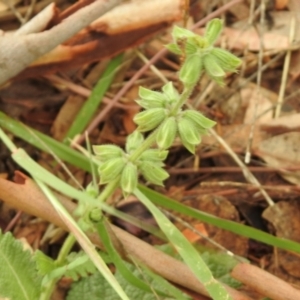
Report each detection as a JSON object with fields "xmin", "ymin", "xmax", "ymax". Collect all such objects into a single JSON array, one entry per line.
[
  {"xmin": 134, "ymin": 188, "xmax": 233, "ymax": 300},
  {"xmin": 0, "ymin": 112, "xmax": 91, "ymax": 172},
  {"xmin": 138, "ymin": 185, "xmax": 300, "ymax": 254},
  {"xmin": 65, "ymin": 54, "xmax": 123, "ymax": 142}
]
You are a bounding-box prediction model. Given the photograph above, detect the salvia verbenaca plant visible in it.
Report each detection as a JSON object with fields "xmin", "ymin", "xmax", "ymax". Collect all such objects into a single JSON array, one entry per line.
[
  {"xmin": 0, "ymin": 18, "xmax": 243, "ymax": 300},
  {"xmin": 92, "ymin": 18, "xmax": 241, "ymax": 197}
]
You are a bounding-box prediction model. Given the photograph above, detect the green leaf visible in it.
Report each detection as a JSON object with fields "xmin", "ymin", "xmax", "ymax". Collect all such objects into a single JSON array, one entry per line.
[
  {"xmin": 41, "ymin": 252, "xmax": 97, "ymax": 284},
  {"xmin": 201, "ymin": 252, "xmax": 242, "ymax": 288},
  {"xmin": 61, "ymin": 252, "xmax": 97, "ymax": 282},
  {"xmin": 35, "ymin": 250, "xmax": 56, "ymax": 276},
  {"xmin": 65, "ymin": 54, "xmax": 123, "ymax": 142},
  {"xmin": 204, "ymin": 18, "xmax": 223, "ymax": 45},
  {"xmin": 203, "ymin": 53, "xmax": 225, "ymax": 79},
  {"xmin": 138, "ymin": 86, "xmax": 165, "ymax": 103},
  {"xmin": 134, "ymin": 189, "xmax": 233, "ymax": 300},
  {"xmin": 121, "ymin": 162, "xmax": 138, "ymax": 194},
  {"xmin": 67, "ymin": 261, "xmax": 191, "ymax": 300},
  {"xmin": 0, "ymin": 231, "xmax": 42, "ymax": 300},
  {"xmin": 133, "ymin": 108, "xmax": 167, "ymax": 132},
  {"xmin": 182, "ymin": 110, "xmax": 216, "ymax": 129},
  {"xmin": 139, "ymin": 149, "xmax": 168, "ymax": 162},
  {"xmin": 34, "ymin": 180, "xmax": 130, "ymax": 300},
  {"xmin": 125, "ymin": 131, "xmax": 144, "ymax": 153},
  {"xmin": 165, "ymin": 42, "xmax": 182, "ymax": 55},
  {"xmin": 172, "ymin": 25, "xmax": 196, "ymax": 41},
  {"xmin": 93, "ymin": 144, "xmax": 124, "ymax": 162},
  {"xmin": 65, "ymin": 252, "xmax": 97, "ymax": 281},
  {"xmin": 179, "ymin": 54, "xmax": 203, "ymax": 85},
  {"xmin": 185, "ymin": 39, "xmax": 200, "ymax": 54},
  {"xmin": 211, "ymin": 48, "xmax": 241, "ymax": 72},
  {"xmin": 178, "ymin": 117, "xmax": 201, "ymax": 153},
  {"xmin": 95, "ymin": 219, "xmax": 167, "ymax": 297},
  {"xmin": 156, "ymin": 117, "xmax": 177, "ymax": 149},
  {"xmin": 0, "ymin": 112, "xmax": 92, "ymax": 172},
  {"xmin": 98, "ymin": 157, "xmax": 125, "ymax": 184},
  {"xmin": 139, "ymin": 161, "xmax": 169, "ymax": 186},
  {"xmin": 162, "ymin": 82, "xmax": 179, "ymax": 104}
]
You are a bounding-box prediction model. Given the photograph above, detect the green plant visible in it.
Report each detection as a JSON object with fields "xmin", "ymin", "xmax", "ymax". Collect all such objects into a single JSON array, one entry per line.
[{"xmin": 0, "ymin": 19, "xmax": 243, "ymax": 300}]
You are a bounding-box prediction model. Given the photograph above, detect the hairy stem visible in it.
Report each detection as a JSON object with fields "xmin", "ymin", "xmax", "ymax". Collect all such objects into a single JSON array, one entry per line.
[{"xmin": 40, "ymin": 234, "xmax": 76, "ymax": 300}]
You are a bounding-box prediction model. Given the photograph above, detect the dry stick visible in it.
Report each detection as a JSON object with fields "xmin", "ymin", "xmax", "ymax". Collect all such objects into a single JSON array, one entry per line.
[
  {"xmin": 231, "ymin": 263, "xmax": 300, "ymax": 300},
  {"xmin": 14, "ymin": 2, "xmax": 55, "ymax": 36},
  {"xmin": 244, "ymin": 0, "xmax": 266, "ymax": 165},
  {"xmin": 209, "ymin": 128, "xmax": 275, "ymax": 206},
  {"xmin": 274, "ymin": 16, "xmax": 296, "ymax": 118},
  {"xmin": 0, "ymin": 174, "xmax": 253, "ymax": 300},
  {"xmin": 44, "ymin": 74, "xmax": 132, "ymax": 110},
  {"xmin": 0, "ymin": 0, "xmax": 63, "ymax": 22},
  {"xmin": 2, "ymin": 0, "xmax": 25, "ymax": 24},
  {"xmin": 0, "ymin": 0, "xmax": 122, "ymax": 85},
  {"xmin": 23, "ymin": 0, "xmax": 37, "ymax": 23},
  {"xmin": 135, "ymin": 50, "xmax": 169, "ymax": 84},
  {"xmin": 168, "ymin": 166, "xmax": 300, "ymax": 174},
  {"xmin": 200, "ymin": 181, "xmax": 299, "ymax": 192},
  {"xmin": 74, "ymin": 0, "xmax": 243, "ymax": 145}
]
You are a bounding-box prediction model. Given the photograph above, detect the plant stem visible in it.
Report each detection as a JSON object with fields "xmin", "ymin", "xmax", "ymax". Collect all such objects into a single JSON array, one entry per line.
[
  {"xmin": 170, "ymin": 84, "xmax": 196, "ymax": 115},
  {"xmin": 129, "ymin": 130, "xmax": 158, "ymax": 162},
  {"xmin": 57, "ymin": 234, "xmax": 76, "ymax": 261},
  {"xmin": 97, "ymin": 176, "xmax": 121, "ymax": 202},
  {"xmin": 40, "ymin": 234, "xmax": 76, "ymax": 300}
]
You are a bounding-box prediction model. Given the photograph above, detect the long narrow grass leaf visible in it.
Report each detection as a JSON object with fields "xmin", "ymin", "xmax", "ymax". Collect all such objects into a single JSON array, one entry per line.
[
  {"xmin": 35, "ymin": 179, "xmax": 130, "ymax": 300},
  {"xmin": 65, "ymin": 54, "xmax": 123, "ymax": 141},
  {"xmin": 95, "ymin": 219, "xmax": 163, "ymax": 295},
  {"xmin": 0, "ymin": 112, "xmax": 91, "ymax": 172},
  {"xmin": 138, "ymin": 185, "xmax": 300, "ymax": 254},
  {"xmin": 134, "ymin": 188, "xmax": 232, "ymax": 300}
]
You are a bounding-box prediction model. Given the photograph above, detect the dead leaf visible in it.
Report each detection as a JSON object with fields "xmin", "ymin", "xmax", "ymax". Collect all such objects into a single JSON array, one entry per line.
[
  {"xmin": 182, "ymin": 223, "xmax": 208, "ymax": 243},
  {"xmin": 275, "ymin": 0, "xmax": 289, "ymax": 10},
  {"xmin": 177, "ymin": 195, "xmax": 248, "ymax": 256},
  {"xmin": 243, "ymin": 88, "xmax": 274, "ymax": 125},
  {"xmin": 260, "ymin": 113, "xmax": 300, "ymax": 134},
  {"xmin": 263, "ymin": 201, "xmax": 300, "ymax": 277},
  {"xmin": 257, "ymin": 132, "xmax": 300, "ymax": 185},
  {"xmin": 202, "ymin": 123, "xmax": 268, "ymax": 151},
  {"xmin": 223, "ymin": 11, "xmax": 300, "ymax": 51}
]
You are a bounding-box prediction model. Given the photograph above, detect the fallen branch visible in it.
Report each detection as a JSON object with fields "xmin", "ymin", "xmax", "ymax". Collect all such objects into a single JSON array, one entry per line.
[{"xmin": 0, "ymin": 171, "xmax": 252, "ymax": 300}]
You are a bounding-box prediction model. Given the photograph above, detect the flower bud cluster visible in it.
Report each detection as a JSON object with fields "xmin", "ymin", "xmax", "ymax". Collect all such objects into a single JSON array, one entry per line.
[
  {"xmin": 93, "ymin": 131, "xmax": 169, "ymax": 195},
  {"xmin": 133, "ymin": 82, "xmax": 179, "ymax": 132},
  {"xmin": 134, "ymin": 82, "xmax": 216, "ymax": 153},
  {"xmin": 166, "ymin": 19, "xmax": 241, "ymax": 86},
  {"xmin": 90, "ymin": 18, "xmax": 241, "ymax": 198}
]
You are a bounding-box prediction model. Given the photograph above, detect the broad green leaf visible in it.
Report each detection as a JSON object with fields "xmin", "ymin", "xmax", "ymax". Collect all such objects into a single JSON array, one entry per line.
[
  {"xmin": 0, "ymin": 232, "xmax": 42, "ymax": 300},
  {"xmin": 67, "ymin": 261, "xmax": 191, "ymax": 300},
  {"xmin": 35, "ymin": 250, "xmax": 56, "ymax": 276},
  {"xmin": 43, "ymin": 252, "xmax": 97, "ymax": 283},
  {"xmin": 204, "ymin": 19, "xmax": 223, "ymax": 45}
]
